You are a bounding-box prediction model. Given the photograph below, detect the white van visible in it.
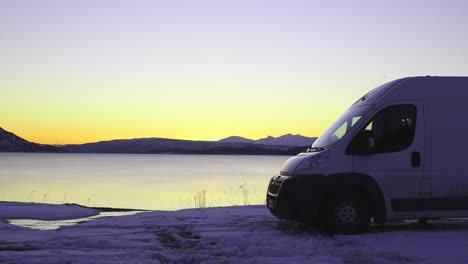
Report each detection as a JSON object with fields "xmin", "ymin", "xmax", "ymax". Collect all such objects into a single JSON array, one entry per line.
[{"xmin": 266, "ymin": 76, "xmax": 468, "ymax": 234}]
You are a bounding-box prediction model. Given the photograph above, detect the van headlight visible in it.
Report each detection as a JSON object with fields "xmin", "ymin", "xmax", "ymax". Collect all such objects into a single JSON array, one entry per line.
[{"xmin": 295, "ymin": 152, "xmax": 328, "ymax": 172}]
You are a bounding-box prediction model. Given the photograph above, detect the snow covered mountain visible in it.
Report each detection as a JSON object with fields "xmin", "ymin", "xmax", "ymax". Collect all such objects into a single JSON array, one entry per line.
[
  {"xmin": 219, "ymin": 134, "xmax": 316, "ymax": 146},
  {"xmin": 0, "ymin": 127, "xmax": 62, "ymax": 152}
]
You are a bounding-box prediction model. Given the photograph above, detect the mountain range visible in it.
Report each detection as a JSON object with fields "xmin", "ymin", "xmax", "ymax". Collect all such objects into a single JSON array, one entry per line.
[
  {"xmin": 219, "ymin": 134, "xmax": 315, "ymax": 146},
  {"xmin": 0, "ymin": 127, "xmax": 316, "ymax": 155}
]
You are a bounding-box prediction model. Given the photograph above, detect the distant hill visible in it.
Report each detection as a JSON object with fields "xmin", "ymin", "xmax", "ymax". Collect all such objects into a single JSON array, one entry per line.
[
  {"xmin": 0, "ymin": 127, "xmax": 62, "ymax": 152},
  {"xmin": 0, "ymin": 127, "xmax": 315, "ymax": 155},
  {"xmin": 63, "ymin": 134, "xmax": 316, "ymax": 155},
  {"xmin": 219, "ymin": 134, "xmax": 316, "ymax": 146},
  {"xmin": 63, "ymin": 138, "xmax": 308, "ymax": 155},
  {"xmin": 218, "ymin": 136, "xmax": 254, "ymax": 144}
]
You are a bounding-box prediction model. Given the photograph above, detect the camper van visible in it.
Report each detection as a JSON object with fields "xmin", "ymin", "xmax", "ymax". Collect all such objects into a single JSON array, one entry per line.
[{"xmin": 266, "ymin": 76, "xmax": 468, "ymax": 234}]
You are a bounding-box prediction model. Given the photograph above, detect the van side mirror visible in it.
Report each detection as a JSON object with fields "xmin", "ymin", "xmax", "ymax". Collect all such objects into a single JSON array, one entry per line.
[{"xmin": 346, "ymin": 130, "xmax": 375, "ymax": 155}]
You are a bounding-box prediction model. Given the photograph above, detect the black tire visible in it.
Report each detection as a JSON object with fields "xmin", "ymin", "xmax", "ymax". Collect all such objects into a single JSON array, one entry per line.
[{"xmin": 323, "ymin": 193, "xmax": 370, "ymax": 234}]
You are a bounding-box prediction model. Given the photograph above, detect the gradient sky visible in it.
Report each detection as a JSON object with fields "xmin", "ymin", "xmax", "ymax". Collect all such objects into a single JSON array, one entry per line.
[{"xmin": 2, "ymin": 0, "xmax": 468, "ymax": 144}]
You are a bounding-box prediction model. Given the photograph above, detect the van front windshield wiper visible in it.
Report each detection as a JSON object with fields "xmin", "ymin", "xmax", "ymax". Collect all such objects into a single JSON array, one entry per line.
[{"xmin": 305, "ymin": 147, "xmax": 324, "ymax": 152}]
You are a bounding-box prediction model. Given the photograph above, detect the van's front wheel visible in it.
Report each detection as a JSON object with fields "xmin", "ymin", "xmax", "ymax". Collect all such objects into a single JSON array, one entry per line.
[{"xmin": 323, "ymin": 193, "xmax": 370, "ymax": 234}]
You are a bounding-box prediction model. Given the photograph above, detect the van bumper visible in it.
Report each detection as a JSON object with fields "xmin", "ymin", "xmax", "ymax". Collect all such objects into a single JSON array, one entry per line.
[{"xmin": 266, "ymin": 174, "xmax": 327, "ymax": 223}]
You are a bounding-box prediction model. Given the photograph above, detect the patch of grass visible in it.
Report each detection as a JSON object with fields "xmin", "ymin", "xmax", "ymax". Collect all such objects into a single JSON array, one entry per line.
[{"xmin": 193, "ymin": 190, "xmax": 207, "ymax": 208}]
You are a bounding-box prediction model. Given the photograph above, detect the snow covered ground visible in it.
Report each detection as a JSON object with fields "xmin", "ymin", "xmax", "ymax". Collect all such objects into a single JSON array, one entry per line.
[
  {"xmin": 0, "ymin": 202, "xmax": 98, "ymax": 220},
  {"xmin": 1, "ymin": 203, "xmax": 468, "ymax": 263}
]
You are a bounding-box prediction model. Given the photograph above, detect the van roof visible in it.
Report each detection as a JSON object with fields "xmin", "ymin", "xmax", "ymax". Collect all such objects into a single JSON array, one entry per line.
[{"xmin": 352, "ymin": 76, "xmax": 468, "ymax": 107}]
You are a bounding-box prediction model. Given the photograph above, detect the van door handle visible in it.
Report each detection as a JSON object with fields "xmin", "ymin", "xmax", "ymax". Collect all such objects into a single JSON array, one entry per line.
[{"xmin": 411, "ymin": 151, "xmax": 421, "ymax": 167}]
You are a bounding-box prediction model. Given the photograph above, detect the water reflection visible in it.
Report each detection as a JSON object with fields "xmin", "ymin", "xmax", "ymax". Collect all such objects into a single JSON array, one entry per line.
[{"xmin": 0, "ymin": 153, "xmax": 287, "ymax": 210}]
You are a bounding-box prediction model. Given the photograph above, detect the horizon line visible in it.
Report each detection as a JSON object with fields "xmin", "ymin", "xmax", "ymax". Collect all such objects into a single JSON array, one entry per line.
[{"xmin": 1, "ymin": 127, "xmax": 317, "ymax": 146}]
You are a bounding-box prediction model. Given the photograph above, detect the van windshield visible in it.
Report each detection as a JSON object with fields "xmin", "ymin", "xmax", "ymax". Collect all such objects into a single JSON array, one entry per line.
[{"xmin": 312, "ymin": 105, "xmax": 370, "ymax": 149}]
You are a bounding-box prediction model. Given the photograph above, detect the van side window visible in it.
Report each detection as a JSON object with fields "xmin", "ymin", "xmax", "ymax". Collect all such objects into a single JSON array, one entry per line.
[{"xmin": 368, "ymin": 105, "xmax": 416, "ymax": 153}]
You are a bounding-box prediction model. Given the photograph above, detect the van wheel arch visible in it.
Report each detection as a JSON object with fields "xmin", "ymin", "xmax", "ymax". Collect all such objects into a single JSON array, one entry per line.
[{"xmin": 317, "ymin": 173, "xmax": 386, "ymax": 225}]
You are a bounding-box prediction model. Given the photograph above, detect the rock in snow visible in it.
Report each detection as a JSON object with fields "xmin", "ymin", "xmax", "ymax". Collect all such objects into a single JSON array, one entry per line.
[{"xmin": 1, "ymin": 203, "xmax": 468, "ymax": 263}]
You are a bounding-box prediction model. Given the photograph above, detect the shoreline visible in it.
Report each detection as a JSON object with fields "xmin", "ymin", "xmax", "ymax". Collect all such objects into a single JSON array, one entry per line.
[
  {"xmin": 0, "ymin": 201, "xmax": 100, "ymax": 221},
  {"xmin": 0, "ymin": 201, "xmax": 266, "ymax": 221},
  {"xmin": 65, "ymin": 203, "xmax": 151, "ymax": 212},
  {"xmin": 0, "ymin": 201, "xmax": 150, "ymax": 230},
  {"xmin": 0, "ymin": 200, "xmax": 149, "ymax": 211}
]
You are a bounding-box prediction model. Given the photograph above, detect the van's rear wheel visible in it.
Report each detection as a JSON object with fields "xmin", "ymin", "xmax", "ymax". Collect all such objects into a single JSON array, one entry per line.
[{"xmin": 323, "ymin": 193, "xmax": 370, "ymax": 234}]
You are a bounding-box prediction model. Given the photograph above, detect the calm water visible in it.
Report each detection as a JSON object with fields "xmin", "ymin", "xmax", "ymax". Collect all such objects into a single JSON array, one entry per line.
[{"xmin": 0, "ymin": 153, "xmax": 288, "ymax": 210}]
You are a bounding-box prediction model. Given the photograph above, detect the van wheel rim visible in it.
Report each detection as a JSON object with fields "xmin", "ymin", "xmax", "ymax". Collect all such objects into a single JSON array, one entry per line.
[{"xmin": 338, "ymin": 205, "xmax": 356, "ymax": 223}]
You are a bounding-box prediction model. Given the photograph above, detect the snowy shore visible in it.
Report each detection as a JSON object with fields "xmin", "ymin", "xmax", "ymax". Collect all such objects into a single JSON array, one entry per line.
[
  {"xmin": 2, "ymin": 202, "xmax": 468, "ymax": 263},
  {"xmin": 0, "ymin": 202, "xmax": 99, "ymax": 220}
]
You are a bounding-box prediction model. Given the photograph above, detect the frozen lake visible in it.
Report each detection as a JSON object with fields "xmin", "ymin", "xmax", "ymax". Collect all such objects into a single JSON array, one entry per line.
[{"xmin": 0, "ymin": 153, "xmax": 288, "ymax": 210}]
